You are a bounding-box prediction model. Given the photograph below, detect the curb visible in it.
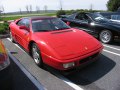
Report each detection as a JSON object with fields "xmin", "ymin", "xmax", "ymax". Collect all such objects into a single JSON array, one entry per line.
[
  {"xmin": 0, "ymin": 34, "xmax": 10, "ymax": 39},
  {"xmin": 8, "ymin": 52, "xmax": 46, "ymax": 90}
]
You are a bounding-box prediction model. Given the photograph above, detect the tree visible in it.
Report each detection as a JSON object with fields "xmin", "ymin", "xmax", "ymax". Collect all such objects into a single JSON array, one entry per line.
[
  {"xmin": 44, "ymin": 5, "xmax": 47, "ymax": 13},
  {"xmin": 26, "ymin": 5, "xmax": 29, "ymax": 13},
  {"xmin": 0, "ymin": 6, "xmax": 3, "ymax": 15},
  {"xmin": 29, "ymin": 5, "xmax": 32, "ymax": 13},
  {"xmin": 56, "ymin": 10, "xmax": 66, "ymax": 18},
  {"xmin": 107, "ymin": 0, "xmax": 120, "ymax": 11}
]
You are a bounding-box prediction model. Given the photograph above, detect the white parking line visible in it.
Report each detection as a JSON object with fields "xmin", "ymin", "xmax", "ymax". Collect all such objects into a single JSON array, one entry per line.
[
  {"xmin": 7, "ymin": 38, "xmax": 11, "ymax": 41},
  {"xmin": 56, "ymin": 74, "xmax": 84, "ymax": 90},
  {"xmin": 103, "ymin": 44, "xmax": 120, "ymax": 51},
  {"xmin": 103, "ymin": 49, "xmax": 120, "ymax": 57},
  {"xmin": 7, "ymin": 38, "xmax": 26, "ymax": 53}
]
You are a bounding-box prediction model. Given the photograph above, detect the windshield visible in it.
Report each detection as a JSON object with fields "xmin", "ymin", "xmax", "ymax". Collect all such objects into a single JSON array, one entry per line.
[
  {"xmin": 32, "ymin": 18, "xmax": 70, "ymax": 32},
  {"xmin": 88, "ymin": 13, "xmax": 110, "ymax": 22}
]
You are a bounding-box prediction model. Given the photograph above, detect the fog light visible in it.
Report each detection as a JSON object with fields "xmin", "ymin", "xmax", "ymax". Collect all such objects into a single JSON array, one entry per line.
[{"xmin": 63, "ymin": 62, "xmax": 75, "ymax": 68}]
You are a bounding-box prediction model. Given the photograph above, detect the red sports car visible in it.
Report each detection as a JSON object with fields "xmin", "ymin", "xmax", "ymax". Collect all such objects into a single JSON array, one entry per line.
[{"xmin": 9, "ymin": 16, "xmax": 103, "ymax": 70}]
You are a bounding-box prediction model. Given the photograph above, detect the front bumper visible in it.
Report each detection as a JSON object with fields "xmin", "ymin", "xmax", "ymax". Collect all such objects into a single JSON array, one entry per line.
[{"xmin": 42, "ymin": 46, "xmax": 103, "ymax": 70}]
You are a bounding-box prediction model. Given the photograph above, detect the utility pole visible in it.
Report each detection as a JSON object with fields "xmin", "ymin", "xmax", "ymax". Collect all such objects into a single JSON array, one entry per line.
[
  {"xmin": 19, "ymin": 8, "xmax": 22, "ymax": 14},
  {"xmin": 0, "ymin": 6, "xmax": 3, "ymax": 16},
  {"xmin": 26, "ymin": 5, "xmax": 29, "ymax": 13},
  {"xmin": 90, "ymin": 4, "xmax": 93, "ymax": 11},
  {"xmin": 59, "ymin": 0, "xmax": 63, "ymax": 10},
  {"xmin": 1, "ymin": 6, "xmax": 4, "ymax": 14}
]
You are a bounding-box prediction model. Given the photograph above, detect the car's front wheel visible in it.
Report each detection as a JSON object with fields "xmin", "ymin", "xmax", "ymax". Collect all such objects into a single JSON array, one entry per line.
[
  {"xmin": 99, "ymin": 30, "xmax": 113, "ymax": 43},
  {"xmin": 32, "ymin": 43, "xmax": 43, "ymax": 67}
]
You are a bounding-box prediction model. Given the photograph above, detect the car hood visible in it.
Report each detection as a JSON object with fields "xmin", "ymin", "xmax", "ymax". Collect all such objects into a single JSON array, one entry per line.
[
  {"xmin": 34, "ymin": 29, "xmax": 102, "ymax": 60},
  {"xmin": 108, "ymin": 21, "xmax": 120, "ymax": 27}
]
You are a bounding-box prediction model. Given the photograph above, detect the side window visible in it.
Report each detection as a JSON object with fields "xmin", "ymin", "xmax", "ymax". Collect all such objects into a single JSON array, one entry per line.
[
  {"xmin": 25, "ymin": 19, "xmax": 30, "ymax": 28},
  {"xmin": 76, "ymin": 14, "xmax": 90, "ymax": 23},
  {"xmin": 76, "ymin": 14, "xmax": 84, "ymax": 20},
  {"xmin": 17, "ymin": 19, "xmax": 25, "ymax": 26},
  {"xmin": 17, "ymin": 19, "xmax": 30, "ymax": 28},
  {"xmin": 76, "ymin": 14, "xmax": 89, "ymax": 20},
  {"xmin": 69, "ymin": 14, "xmax": 76, "ymax": 19}
]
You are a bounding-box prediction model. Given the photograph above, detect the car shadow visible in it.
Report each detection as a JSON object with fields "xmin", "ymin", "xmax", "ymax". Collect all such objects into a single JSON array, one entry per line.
[
  {"xmin": 10, "ymin": 41, "xmax": 116, "ymax": 86},
  {"xmin": 109, "ymin": 40, "xmax": 120, "ymax": 46},
  {"xmin": 64, "ymin": 54, "xmax": 116, "ymax": 85},
  {"xmin": 43, "ymin": 54, "xmax": 116, "ymax": 86}
]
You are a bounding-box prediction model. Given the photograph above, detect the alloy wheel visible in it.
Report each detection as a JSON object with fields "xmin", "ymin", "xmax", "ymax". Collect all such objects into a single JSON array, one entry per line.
[
  {"xmin": 32, "ymin": 43, "xmax": 43, "ymax": 67},
  {"xmin": 100, "ymin": 30, "xmax": 112, "ymax": 43}
]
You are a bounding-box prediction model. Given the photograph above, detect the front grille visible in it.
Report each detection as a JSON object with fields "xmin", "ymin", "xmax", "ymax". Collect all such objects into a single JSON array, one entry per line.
[{"xmin": 79, "ymin": 52, "xmax": 99, "ymax": 64}]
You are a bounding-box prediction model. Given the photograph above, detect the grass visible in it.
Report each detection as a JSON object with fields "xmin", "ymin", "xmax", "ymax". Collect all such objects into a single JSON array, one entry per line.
[
  {"xmin": 1, "ymin": 12, "xmax": 56, "ymax": 16},
  {"xmin": 2, "ymin": 16, "xmax": 23, "ymax": 21},
  {"xmin": 1, "ymin": 13, "xmax": 56, "ymax": 21},
  {"xmin": 0, "ymin": 22, "xmax": 9, "ymax": 34}
]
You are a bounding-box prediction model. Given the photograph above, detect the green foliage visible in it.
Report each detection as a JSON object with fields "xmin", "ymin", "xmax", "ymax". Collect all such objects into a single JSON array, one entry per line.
[
  {"xmin": 65, "ymin": 10, "xmax": 76, "ymax": 14},
  {"xmin": 0, "ymin": 17, "xmax": 3, "ymax": 21},
  {"xmin": 56, "ymin": 10, "xmax": 66, "ymax": 18},
  {"xmin": 107, "ymin": 0, "xmax": 120, "ymax": 11},
  {"xmin": 0, "ymin": 22, "xmax": 9, "ymax": 34},
  {"xmin": 3, "ymin": 16, "xmax": 23, "ymax": 21},
  {"xmin": 56, "ymin": 9, "xmax": 106, "ymax": 16}
]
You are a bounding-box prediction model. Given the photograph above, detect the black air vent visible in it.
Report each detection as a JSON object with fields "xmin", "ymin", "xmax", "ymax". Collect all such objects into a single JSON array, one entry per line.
[
  {"xmin": 51, "ymin": 30, "xmax": 73, "ymax": 34},
  {"xmin": 80, "ymin": 52, "xmax": 99, "ymax": 64}
]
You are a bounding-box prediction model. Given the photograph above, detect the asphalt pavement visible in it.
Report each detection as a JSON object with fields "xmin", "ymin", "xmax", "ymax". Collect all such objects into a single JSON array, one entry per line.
[
  {"xmin": 10, "ymin": 58, "xmax": 39, "ymax": 90},
  {"xmin": 2, "ymin": 38, "xmax": 120, "ymax": 90}
]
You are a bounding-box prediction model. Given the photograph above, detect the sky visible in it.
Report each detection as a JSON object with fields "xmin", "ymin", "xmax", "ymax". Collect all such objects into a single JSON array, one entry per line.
[{"xmin": 0, "ymin": 0, "xmax": 109, "ymax": 13}]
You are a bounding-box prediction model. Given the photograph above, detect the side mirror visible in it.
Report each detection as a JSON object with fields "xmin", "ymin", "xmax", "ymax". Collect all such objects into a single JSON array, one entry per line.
[{"xmin": 19, "ymin": 25, "xmax": 30, "ymax": 32}]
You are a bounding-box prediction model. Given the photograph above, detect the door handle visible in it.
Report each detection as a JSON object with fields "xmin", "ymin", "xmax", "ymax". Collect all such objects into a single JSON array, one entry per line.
[{"xmin": 24, "ymin": 32, "xmax": 29, "ymax": 35}]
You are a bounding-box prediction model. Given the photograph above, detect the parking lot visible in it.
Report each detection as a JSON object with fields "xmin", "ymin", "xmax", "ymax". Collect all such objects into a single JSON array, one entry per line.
[{"xmin": 1, "ymin": 37, "xmax": 120, "ymax": 90}]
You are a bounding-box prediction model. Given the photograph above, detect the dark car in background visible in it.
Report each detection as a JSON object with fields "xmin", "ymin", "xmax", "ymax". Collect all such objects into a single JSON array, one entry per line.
[
  {"xmin": 61, "ymin": 12, "xmax": 120, "ymax": 43},
  {"xmin": 99, "ymin": 12, "xmax": 120, "ymax": 23},
  {"xmin": 0, "ymin": 40, "xmax": 12, "ymax": 90}
]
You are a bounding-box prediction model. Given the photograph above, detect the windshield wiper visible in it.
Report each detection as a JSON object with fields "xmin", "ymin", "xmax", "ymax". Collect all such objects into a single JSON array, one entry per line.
[
  {"xmin": 34, "ymin": 30, "xmax": 52, "ymax": 32},
  {"xmin": 56, "ymin": 27, "xmax": 70, "ymax": 30}
]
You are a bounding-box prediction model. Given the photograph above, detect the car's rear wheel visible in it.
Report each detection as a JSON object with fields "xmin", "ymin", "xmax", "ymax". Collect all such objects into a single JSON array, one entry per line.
[
  {"xmin": 32, "ymin": 43, "xmax": 43, "ymax": 67},
  {"xmin": 9, "ymin": 31, "xmax": 15, "ymax": 43},
  {"xmin": 99, "ymin": 30, "xmax": 113, "ymax": 43}
]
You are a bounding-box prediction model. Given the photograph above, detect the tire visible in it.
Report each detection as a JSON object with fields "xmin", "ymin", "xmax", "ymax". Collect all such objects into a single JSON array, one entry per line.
[
  {"xmin": 9, "ymin": 31, "xmax": 15, "ymax": 43},
  {"xmin": 32, "ymin": 43, "xmax": 43, "ymax": 67},
  {"xmin": 99, "ymin": 30, "xmax": 113, "ymax": 44}
]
